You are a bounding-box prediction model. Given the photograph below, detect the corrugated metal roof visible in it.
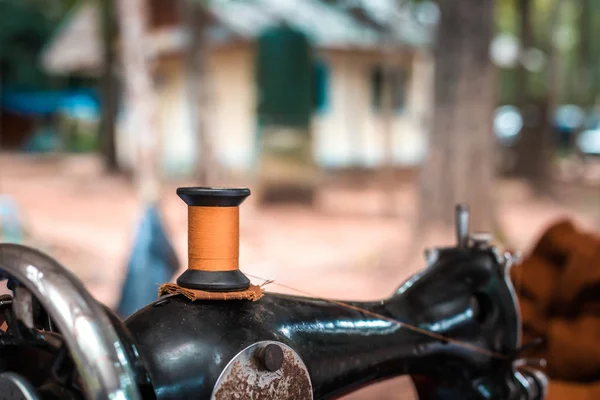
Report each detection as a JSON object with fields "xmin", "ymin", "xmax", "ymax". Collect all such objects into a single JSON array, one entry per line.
[
  {"xmin": 209, "ymin": 1, "xmax": 274, "ymax": 39},
  {"xmin": 41, "ymin": 0, "xmax": 432, "ymax": 75},
  {"xmin": 352, "ymin": 0, "xmax": 434, "ymax": 47},
  {"xmin": 253, "ymin": 0, "xmax": 380, "ymax": 48},
  {"xmin": 208, "ymin": 0, "xmax": 429, "ymax": 49}
]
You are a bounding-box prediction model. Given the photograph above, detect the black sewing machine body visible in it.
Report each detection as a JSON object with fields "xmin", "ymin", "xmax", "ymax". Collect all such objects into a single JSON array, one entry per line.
[
  {"xmin": 0, "ymin": 195, "xmax": 547, "ymax": 400},
  {"xmin": 125, "ymin": 246, "xmax": 523, "ymax": 400}
]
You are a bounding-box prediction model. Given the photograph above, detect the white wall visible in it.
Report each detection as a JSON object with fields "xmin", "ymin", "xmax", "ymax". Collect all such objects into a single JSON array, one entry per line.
[
  {"xmin": 116, "ymin": 48, "xmax": 258, "ymax": 177},
  {"xmin": 207, "ymin": 47, "xmax": 258, "ymax": 172},
  {"xmin": 156, "ymin": 50, "xmax": 258, "ymax": 176},
  {"xmin": 157, "ymin": 58, "xmax": 196, "ymax": 176},
  {"xmin": 115, "ymin": 57, "xmax": 196, "ymax": 177},
  {"xmin": 314, "ymin": 50, "xmax": 432, "ymax": 168},
  {"xmin": 402, "ymin": 51, "xmax": 434, "ymax": 165},
  {"xmin": 313, "ymin": 52, "xmax": 368, "ymax": 168}
]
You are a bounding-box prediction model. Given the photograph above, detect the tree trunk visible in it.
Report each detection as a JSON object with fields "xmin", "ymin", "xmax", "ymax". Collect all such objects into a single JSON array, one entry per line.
[
  {"xmin": 513, "ymin": 0, "xmax": 565, "ymax": 194},
  {"xmin": 579, "ymin": 0, "xmax": 593, "ymax": 105},
  {"xmin": 99, "ymin": 0, "xmax": 119, "ymax": 173},
  {"xmin": 0, "ymin": 66, "xmax": 3, "ymax": 155},
  {"xmin": 418, "ymin": 0, "xmax": 496, "ymax": 233},
  {"xmin": 381, "ymin": 31, "xmax": 397, "ymax": 217},
  {"xmin": 513, "ymin": 0, "xmax": 544, "ymax": 185},
  {"xmin": 183, "ymin": 1, "xmax": 219, "ymax": 186},
  {"xmin": 115, "ymin": 0, "xmax": 161, "ymax": 203},
  {"xmin": 542, "ymin": 0, "xmax": 567, "ymax": 180},
  {"xmin": 515, "ymin": 0, "xmax": 532, "ymax": 104},
  {"xmin": 589, "ymin": 1, "xmax": 600, "ymax": 105}
]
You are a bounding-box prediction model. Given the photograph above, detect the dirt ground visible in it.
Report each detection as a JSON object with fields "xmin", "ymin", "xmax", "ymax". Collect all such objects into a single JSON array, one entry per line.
[{"xmin": 0, "ymin": 153, "xmax": 598, "ymax": 399}]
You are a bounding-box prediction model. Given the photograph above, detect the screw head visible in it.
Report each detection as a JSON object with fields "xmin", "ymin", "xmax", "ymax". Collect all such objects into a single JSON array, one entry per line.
[{"xmin": 257, "ymin": 344, "xmax": 284, "ymax": 372}]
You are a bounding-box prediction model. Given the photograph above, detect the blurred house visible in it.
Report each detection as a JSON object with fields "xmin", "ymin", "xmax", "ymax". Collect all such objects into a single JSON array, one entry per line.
[{"xmin": 41, "ymin": 0, "xmax": 434, "ymax": 177}]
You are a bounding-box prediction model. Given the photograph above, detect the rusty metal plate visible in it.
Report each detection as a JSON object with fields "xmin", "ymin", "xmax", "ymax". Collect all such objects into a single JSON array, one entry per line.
[{"xmin": 211, "ymin": 341, "xmax": 313, "ymax": 400}]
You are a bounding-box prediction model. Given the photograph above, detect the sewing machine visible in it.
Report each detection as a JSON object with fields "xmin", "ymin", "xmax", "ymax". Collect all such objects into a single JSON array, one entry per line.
[{"xmin": 0, "ymin": 188, "xmax": 547, "ymax": 399}]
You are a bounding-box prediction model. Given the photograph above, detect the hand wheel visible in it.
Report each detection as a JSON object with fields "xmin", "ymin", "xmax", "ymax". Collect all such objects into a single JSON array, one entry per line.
[{"xmin": 0, "ymin": 243, "xmax": 142, "ymax": 400}]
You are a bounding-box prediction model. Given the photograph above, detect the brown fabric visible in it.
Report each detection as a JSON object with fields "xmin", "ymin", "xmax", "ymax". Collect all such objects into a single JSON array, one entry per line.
[
  {"xmin": 513, "ymin": 254, "xmax": 562, "ymax": 312},
  {"xmin": 512, "ymin": 220, "xmax": 600, "ymax": 385},
  {"xmin": 546, "ymin": 316, "xmax": 600, "ymax": 380},
  {"xmin": 549, "ymin": 380, "xmax": 600, "ymax": 400},
  {"xmin": 519, "ymin": 297, "xmax": 549, "ymax": 345},
  {"xmin": 158, "ymin": 283, "xmax": 264, "ymax": 301}
]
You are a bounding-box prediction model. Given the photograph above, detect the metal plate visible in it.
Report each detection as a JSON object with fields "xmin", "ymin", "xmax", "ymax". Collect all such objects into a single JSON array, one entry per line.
[
  {"xmin": 211, "ymin": 341, "xmax": 312, "ymax": 400},
  {"xmin": 0, "ymin": 373, "xmax": 40, "ymax": 400}
]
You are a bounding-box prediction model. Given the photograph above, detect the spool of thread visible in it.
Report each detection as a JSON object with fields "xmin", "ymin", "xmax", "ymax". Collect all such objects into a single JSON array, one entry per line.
[{"xmin": 175, "ymin": 187, "xmax": 251, "ymax": 292}]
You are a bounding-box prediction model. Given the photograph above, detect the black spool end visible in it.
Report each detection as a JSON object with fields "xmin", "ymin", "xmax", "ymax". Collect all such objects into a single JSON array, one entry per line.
[
  {"xmin": 177, "ymin": 187, "xmax": 250, "ymax": 207},
  {"xmin": 176, "ymin": 270, "xmax": 251, "ymax": 292}
]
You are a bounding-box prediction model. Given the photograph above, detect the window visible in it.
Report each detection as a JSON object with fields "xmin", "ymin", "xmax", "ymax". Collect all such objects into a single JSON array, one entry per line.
[
  {"xmin": 256, "ymin": 25, "xmax": 313, "ymax": 128},
  {"xmin": 312, "ymin": 59, "xmax": 329, "ymax": 113},
  {"xmin": 371, "ymin": 67, "xmax": 384, "ymax": 110},
  {"xmin": 370, "ymin": 65, "xmax": 408, "ymax": 113}
]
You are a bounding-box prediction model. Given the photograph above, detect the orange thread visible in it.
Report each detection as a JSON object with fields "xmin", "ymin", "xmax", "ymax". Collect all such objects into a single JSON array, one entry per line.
[{"xmin": 188, "ymin": 206, "xmax": 239, "ymax": 271}]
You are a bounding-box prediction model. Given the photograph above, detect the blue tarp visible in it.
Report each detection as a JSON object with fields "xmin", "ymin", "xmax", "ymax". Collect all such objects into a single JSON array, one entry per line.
[
  {"xmin": 116, "ymin": 205, "xmax": 180, "ymax": 318},
  {"xmin": 1, "ymin": 88, "xmax": 100, "ymax": 118},
  {"xmin": 0, "ymin": 196, "xmax": 23, "ymax": 244},
  {"xmin": 23, "ymin": 126, "xmax": 62, "ymax": 153}
]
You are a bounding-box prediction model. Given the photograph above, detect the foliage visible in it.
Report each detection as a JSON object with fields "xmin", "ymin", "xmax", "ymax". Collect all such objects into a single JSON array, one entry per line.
[
  {"xmin": 496, "ymin": 0, "xmax": 600, "ymax": 107},
  {"xmin": 0, "ymin": 0, "xmax": 77, "ymax": 90}
]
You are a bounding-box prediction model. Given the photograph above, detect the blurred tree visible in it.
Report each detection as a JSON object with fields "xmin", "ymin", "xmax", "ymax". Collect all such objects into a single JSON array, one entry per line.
[
  {"xmin": 577, "ymin": 0, "xmax": 599, "ymax": 107},
  {"xmin": 99, "ymin": 0, "xmax": 119, "ymax": 173},
  {"xmin": 0, "ymin": 0, "xmax": 78, "ymax": 90},
  {"xmin": 545, "ymin": 0, "xmax": 568, "ymax": 133},
  {"xmin": 115, "ymin": 0, "xmax": 160, "ymax": 201},
  {"xmin": 114, "ymin": 0, "xmax": 178, "ymax": 316},
  {"xmin": 418, "ymin": 0, "xmax": 495, "ymax": 232},
  {"xmin": 502, "ymin": 0, "xmax": 572, "ymax": 194},
  {"xmin": 512, "ymin": 0, "xmax": 551, "ymax": 190},
  {"xmin": 380, "ymin": 29, "xmax": 399, "ymax": 217},
  {"xmin": 524, "ymin": 0, "xmax": 566, "ymax": 193},
  {"xmin": 0, "ymin": 0, "xmax": 84, "ymax": 151},
  {"xmin": 22, "ymin": 0, "xmax": 78, "ymax": 23},
  {"xmin": 515, "ymin": 0, "xmax": 532, "ymax": 105},
  {"xmin": 0, "ymin": 1, "xmax": 53, "ymax": 90},
  {"xmin": 184, "ymin": 0, "xmax": 219, "ymax": 186},
  {"xmin": 496, "ymin": 0, "xmax": 518, "ymax": 105},
  {"xmin": 589, "ymin": 1, "xmax": 600, "ymax": 106},
  {"xmin": 578, "ymin": 0, "xmax": 592, "ymax": 103}
]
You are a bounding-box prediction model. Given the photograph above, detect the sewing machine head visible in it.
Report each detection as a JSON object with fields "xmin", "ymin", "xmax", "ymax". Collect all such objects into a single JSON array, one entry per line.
[{"xmin": 0, "ymin": 188, "xmax": 547, "ymax": 400}]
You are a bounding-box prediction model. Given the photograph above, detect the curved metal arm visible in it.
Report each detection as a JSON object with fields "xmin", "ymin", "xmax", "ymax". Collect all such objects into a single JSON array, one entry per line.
[{"xmin": 0, "ymin": 243, "xmax": 141, "ymax": 400}]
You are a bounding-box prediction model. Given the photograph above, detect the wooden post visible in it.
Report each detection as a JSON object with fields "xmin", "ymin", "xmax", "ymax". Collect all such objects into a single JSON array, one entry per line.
[
  {"xmin": 182, "ymin": 0, "xmax": 219, "ymax": 186},
  {"xmin": 380, "ymin": 30, "xmax": 397, "ymax": 217},
  {"xmin": 115, "ymin": 0, "xmax": 160, "ymax": 203},
  {"xmin": 99, "ymin": 0, "xmax": 119, "ymax": 173},
  {"xmin": 515, "ymin": 0, "xmax": 532, "ymax": 105},
  {"xmin": 114, "ymin": 0, "xmax": 181, "ymax": 317},
  {"xmin": 540, "ymin": 0, "xmax": 568, "ymax": 189},
  {"xmin": 578, "ymin": 0, "xmax": 592, "ymax": 104}
]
